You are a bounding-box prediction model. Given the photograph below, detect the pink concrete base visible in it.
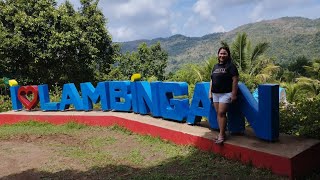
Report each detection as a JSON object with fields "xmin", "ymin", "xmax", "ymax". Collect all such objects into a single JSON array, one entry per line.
[{"xmin": 0, "ymin": 111, "xmax": 319, "ymax": 178}]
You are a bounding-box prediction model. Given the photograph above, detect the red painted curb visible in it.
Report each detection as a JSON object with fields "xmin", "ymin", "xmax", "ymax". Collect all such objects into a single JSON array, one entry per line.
[{"xmin": 0, "ymin": 113, "xmax": 319, "ymax": 178}]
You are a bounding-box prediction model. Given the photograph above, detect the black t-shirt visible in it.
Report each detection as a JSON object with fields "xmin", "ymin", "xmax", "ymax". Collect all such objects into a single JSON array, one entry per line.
[{"xmin": 211, "ymin": 61, "xmax": 239, "ymax": 93}]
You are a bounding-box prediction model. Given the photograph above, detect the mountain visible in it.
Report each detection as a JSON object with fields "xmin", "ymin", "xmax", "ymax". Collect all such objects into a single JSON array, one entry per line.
[{"xmin": 119, "ymin": 17, "xmax": 320, "ymax": 72}]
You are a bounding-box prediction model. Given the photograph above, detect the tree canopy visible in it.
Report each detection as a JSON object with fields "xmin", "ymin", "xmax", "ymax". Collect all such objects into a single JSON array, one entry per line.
[
  {"xmin": 0, "ymin": 0, "xmax": 114, "ymax": 85},
  {"xmin": 108, "ymin": 42, "xmax": 168, "ymax": 81}
]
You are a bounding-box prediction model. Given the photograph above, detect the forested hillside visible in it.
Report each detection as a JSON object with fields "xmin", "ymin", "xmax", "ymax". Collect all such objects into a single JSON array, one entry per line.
[{"xmin": 120, "ymin": 17, "xmax": 320, "ymax": 72}]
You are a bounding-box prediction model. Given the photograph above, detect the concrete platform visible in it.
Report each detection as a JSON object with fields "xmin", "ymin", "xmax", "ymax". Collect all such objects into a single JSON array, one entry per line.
[{"xmin": 0, "ymin": 110, "xmax": 319, "ymax": 178}]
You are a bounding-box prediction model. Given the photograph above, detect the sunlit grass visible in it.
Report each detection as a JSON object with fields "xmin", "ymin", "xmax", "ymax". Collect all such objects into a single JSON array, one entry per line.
[{"xmin": 0, "ymin": 121, "xmax": 299, "ymax": 179}]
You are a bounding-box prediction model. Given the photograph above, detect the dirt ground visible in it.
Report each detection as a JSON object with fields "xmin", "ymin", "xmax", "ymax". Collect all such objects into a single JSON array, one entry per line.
[
  {"xmin": 0, "ymin": 127, "xmax": 182, "ymax": 180},
  {"xmin": 1, "ymin": 121, "xmax": 305, "ymax": 180}
]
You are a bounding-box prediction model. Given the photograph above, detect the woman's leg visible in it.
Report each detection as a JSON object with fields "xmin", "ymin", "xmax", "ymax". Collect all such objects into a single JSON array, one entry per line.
[
  {"xmin": 213, "ymin": 102, "xmax": 219, "ymax": 116},
  {"xmin": 217, "ymin": 103, "xmax": 228, "ymax": 138},
  {"xmin": 213, "ymin": 102, "xmax": 219, "ymax": 139}
]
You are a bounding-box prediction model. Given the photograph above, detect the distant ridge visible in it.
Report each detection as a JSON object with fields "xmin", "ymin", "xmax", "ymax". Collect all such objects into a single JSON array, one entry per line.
[{"xmin": 119, "ymin": 17, "xmax": 320, "ymax": 72}]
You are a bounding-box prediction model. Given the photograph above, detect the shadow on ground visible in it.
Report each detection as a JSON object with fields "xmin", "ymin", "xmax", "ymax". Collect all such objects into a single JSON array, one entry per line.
[{"xmin": 0, "ymin": 154, "xmax": 287, "ymax": 180}]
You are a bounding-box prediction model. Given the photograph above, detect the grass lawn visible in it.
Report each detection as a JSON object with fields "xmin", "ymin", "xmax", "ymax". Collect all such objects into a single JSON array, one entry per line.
[{"xmin": 0, "ymin": 121, "xmax": 317, "ymax": 179}]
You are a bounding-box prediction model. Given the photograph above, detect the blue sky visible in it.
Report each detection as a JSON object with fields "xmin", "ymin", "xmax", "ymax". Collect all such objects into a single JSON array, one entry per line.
[{"xmin": 57, "ymin": 0, "xmax": 320, "ymax": 42}]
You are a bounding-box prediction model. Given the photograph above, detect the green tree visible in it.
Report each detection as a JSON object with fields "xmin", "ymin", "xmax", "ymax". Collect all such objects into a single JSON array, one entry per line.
[
  {"xmin": 229, "ymin": 32, "xmax": 270, "ymax": 75},
  {"xmin": 147, "ymin": 42, "xmax": 168, "ymax": 80},
  {"xmin": 281, "ymin": 83, "xmax": 303, "ymax": 103},
  {"xmin": 0, "ymin": 0, "xmax": 114, "ymax": 85},
  {"xmin": 0, "ymin": 78, "xmax": 7, "ymax": 95},
  {"xmin": 168, "ymin": 63, "xmax": 200, "ymax": 85},
  {"xmin": 277, "ymin": 68, "xmax": 296, "ymax": 82},
  {"xmin": 78, "ymin": 0, "xmax": 114, "ymax": 80},
  {"xmin": 109, "ymin": 42, "xmax": 168, "ymax": 81},
  {"xmin": 193, "ymin": 56, "xmax": 216, "ymax": 82},
  {"xmin": 253, "ymin": 56, "xmax": 280, "ymax": 83},
  {"xmin": 304, "ymin": 59, "xmax": 320, "ymax": 79},
  {"xmin": 166, "ymin": 63, "xmax": 199, "ymax": 98},
  {"xmin": 287, "ymin": 56, "xmax": 312, "ymax": 77},
  {"xmin": 230, "ymin": 33, "xmax": 248, "ymax": 72},
  {"xmin": 295, "ymin": 77, "xmax": 320, "ymax": 97}
]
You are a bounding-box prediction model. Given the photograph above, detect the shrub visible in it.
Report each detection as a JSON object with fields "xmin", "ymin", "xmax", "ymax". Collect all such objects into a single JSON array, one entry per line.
[
  {"xmin": 0, "ymin": 95, "xmax": 12, "ymax": 112},
  {"xmin": 49, "ymin": 84, "xmax": 62, "ymax": 102},
  {"xmin": 239, "ymin": 73, "xmax": 259, "ymax": 92},
  {"xmin": 280, "ymin": 96, "xmax": 320, "ymax": 139}
]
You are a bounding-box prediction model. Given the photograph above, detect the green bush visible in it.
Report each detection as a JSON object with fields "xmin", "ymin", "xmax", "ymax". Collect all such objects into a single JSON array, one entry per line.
[
  {"xmin": 239, "ymin": 73, "xmax": 259, "ymax": 92},
  {"xmin": 280, "ymin": 96, "xmax": 320, "ymax": 139},
  {"xmin": 0, "ymin": 95, "xmax": 12, "ymax": 112},
  {"xmin": 49, "ymin": 84, "xmax": 62, "ymax": 102}
]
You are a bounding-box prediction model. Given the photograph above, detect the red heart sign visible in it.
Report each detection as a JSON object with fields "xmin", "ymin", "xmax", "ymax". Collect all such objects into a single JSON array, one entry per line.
[{"xmin": 18, "ymin": 86, "xmax": 39, "ymax": 110}]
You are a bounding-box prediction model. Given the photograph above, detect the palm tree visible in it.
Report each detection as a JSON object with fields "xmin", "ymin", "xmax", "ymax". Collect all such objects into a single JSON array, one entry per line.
[
  {"xmin": 281, "ymin": 83, "xmax": 302, "ymax": 103},
  {"xmin": 295, "ymin": 77, "xmax": 320, "ymax": 97},
  {"xmin": 230, "ymin": 32, "xmax": 270, "ymax": 74},
  {"xmin": 247, "ymin": 43, "xmax": 270, "ymax": 75},
  {"xmin": 254, "ymin": 62, "xmax": 280, "ymax": 83},
  {"xmin": 231, "ymin": 32, "xmax": 247, "ymax": 72},
  {"xmin": 193, "ymin": 56, "xmax": 216, "ymax": 82},
  {"xmin": 304, "ymin": 59, "xmax": 320, "ymax": 79}
]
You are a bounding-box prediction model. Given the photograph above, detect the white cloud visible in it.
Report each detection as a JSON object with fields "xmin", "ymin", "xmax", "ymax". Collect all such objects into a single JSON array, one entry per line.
[
  {"xmin": 250, "ymin": 3, "xmax": 264, "ymax": 22},
  {"xmin": 56, "ymin": 0, "xmax": 320, "ymax": 41},
  {"xmin": 109, "ymin": 26, "xmax": 135, "ymax": 42},
  {"xmin": 193, "ymin": 0, "xmax": 216, "ymax": 23},
  {"xmin": 186, "ymin": 0, "xmax": 255, "ymax": 36},
  {"xmin": 212, "ymin": 25, "xmax": 225, "ymax": 33},
  {"xmin": 99, "ymin": 0, "xmax": 176, "ymax": 41},
  {"xmin": 192, "ymin": 0, "xmax": 252, "ymax": 20},
  {"xmin": 103, "ymin": 0, "xmax": 171, "ymax": 19},
  {"xmin": 249, "ymin": 0, "xmax": 314, "ymax": 21},
  {"xmin": 170, "ymin": 24, "xmax": 179, "ymax": 34},
  {"xmin": 183, "ymin": 16, "xmax": 198, "ymax": 29}
]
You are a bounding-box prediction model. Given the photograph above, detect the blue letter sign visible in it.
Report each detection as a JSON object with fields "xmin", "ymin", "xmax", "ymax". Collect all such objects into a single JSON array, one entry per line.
[{"xmin": 10, "ymin": 81, "xmax": 280, "ymax": 141}]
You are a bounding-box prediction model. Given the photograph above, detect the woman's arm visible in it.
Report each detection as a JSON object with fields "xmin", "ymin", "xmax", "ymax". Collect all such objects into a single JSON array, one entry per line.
[
  {"xmin": 231, "ymin": 76, "xmax": 239, "ymax": 102},
  {"xmin": 209, "ymin": 80, "xmax": 212, "ymax": 99}
]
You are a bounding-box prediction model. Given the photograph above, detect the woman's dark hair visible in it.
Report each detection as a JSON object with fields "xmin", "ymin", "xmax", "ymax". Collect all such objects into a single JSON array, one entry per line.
[{"xmin": 217, "ymin": 46, "xmax": 232, "ymax": 63}]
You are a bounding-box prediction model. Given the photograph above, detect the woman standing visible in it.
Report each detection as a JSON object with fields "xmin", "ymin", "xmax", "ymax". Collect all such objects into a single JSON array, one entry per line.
[{"xmin": 209, "ymin": 47, "xmax": 239, "ymax": 144}]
